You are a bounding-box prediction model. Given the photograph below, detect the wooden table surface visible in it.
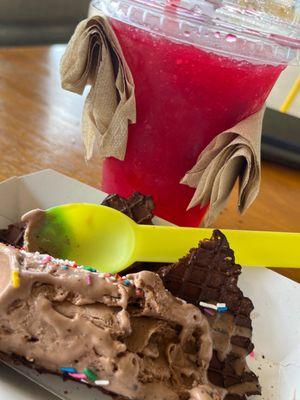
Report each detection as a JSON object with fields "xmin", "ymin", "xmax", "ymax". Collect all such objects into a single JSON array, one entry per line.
[{"xmin": 0, "ymin": 45, "xmax": 299, "ymax": 282}]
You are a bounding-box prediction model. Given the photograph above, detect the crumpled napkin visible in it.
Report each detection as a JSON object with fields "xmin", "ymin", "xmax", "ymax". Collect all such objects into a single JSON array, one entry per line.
[
  {"xmin": 181, "ymin": 107, "xmax": 265, "ymax": 226},
  {"xmin": 60, "ymin": 15, "xmax": 136, "ymax": 160}
]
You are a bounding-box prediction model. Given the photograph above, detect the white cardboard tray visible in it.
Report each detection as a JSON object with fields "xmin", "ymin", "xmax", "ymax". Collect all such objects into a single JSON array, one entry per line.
[{"xmin": 0, "ymin": 170, "xmax": 299, "ymax": 400}]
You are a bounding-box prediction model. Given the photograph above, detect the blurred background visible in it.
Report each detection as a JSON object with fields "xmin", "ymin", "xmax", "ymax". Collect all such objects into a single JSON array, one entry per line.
[
  {"xmin": 0, "ymin": 0, "xmax": 90, "ymax": 46},
  {"xmin": 0, "ymin": 0, "xmax": 299, "ymax": 167}
]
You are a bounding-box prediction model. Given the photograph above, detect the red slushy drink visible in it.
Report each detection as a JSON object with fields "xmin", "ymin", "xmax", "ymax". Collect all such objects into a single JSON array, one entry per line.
[{"xmin": 94, "ymin": 0, "xmax": 298, "ymax": 226}]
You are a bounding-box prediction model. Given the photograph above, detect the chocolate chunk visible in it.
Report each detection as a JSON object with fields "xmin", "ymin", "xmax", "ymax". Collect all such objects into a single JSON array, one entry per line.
[
  {"xmin": 234, "ymin": 314, "xmax": 252, "ymax": 329},
  {"xmin": 225, "ymin": 395, "xmax": 246, "ymax": 400},
  {"xmin": 223, "ymin": 375, "xmax": 242, "ymax": 388},
  {"xmin": 158, "ymin": 230, "xmax": 261, "ymax": 399},
  {"xmin": 231, "ymin": 336, "xmax": 254, "ymax": 353},
  {"xmin": 0, "ymin": 222, "xmax": 26, "ymax": 247}
]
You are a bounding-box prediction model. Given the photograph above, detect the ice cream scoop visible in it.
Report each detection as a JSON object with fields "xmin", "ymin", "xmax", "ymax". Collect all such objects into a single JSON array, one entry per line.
[{"xmin": 22, "ymin": 204, "xmax": 300, "ymax": 273}]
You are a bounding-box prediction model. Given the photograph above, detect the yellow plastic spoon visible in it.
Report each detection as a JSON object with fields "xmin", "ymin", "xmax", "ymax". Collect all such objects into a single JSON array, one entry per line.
[{"xmin": 22, "ymin": 203, "xmax": 300, "ymax": 273}]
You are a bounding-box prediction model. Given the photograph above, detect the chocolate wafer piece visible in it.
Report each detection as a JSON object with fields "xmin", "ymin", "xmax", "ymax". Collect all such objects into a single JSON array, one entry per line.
[
  {"xmin": 102, "ymin": 193, "xmax": 165, "ymax": 275},
  {"xmin": 159, "ymin": 230, "xmax": 261, "ymax": 400},
  {"xmin": 102, "ymin": 192, "xmax": 155, "ymax": 225}
]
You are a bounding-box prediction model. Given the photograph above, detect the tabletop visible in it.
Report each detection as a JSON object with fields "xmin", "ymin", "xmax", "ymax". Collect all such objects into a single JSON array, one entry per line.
[{"xmin": 0, "ymin": 45, "xmax": 299, "ymax": 282}]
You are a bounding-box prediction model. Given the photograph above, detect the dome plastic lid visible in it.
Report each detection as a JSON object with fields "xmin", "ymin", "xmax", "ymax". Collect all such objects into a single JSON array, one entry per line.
[{"xmin": 93, "ymin": 0, "xmax": 300, "ymax": 64}]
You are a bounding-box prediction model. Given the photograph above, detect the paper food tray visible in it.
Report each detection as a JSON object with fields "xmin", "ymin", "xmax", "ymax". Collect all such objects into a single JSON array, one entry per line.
[{"xmin": 0, "ymin": 170, "xmax": 299, "ymax": 400}]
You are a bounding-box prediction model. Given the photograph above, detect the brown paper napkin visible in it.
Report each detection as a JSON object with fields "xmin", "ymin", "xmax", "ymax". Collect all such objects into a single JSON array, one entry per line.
[
  {"xmin": 60, "ymin": 15, "xmax": 136, "ymax": 160},
  {"xmin": 181, "ymin": 107, "xmax": 265, "ymax": 226}
]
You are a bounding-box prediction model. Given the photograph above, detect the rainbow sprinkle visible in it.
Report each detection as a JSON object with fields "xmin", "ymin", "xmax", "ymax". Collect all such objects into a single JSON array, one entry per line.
[
  {"xmin": 217, "ymin": 303, "xmax": 228, "ymax": 313},
  {"xmin": 203, "ymin": 308, "xmax": 215, "ymax": 316},
  {"xmin": 11, "ymin": 270, "xmax": 20, "ymax": 289},
  {"xmin": 86, "ymin": 275, "xmax": 91, "ymax": 286},
  {"xmin": 65, "ymin": 367, "xmax": 108, "ymax": 385},
  {"xmin": 42, "ymin": 255, "xmax": 52, "ymax": 264},
  {"xmin": 95, "ymin": 380, "xmax": 110, "ymax": 386},
  {"xmin": 83, "ymin": 266, "xmax": 97, "ymax": 273},
  {"xmin": 83, "ymin": 368, "xmax": 98, "ymax": 382},
  {"xmin": 218, "ymin": 308, "xmax": 228, "ymax": 313},
  {"xmin": 60, "ymin": 367, "xmax": 77, "ymax": 374},
  {"xmin": 101, "ymin": 273, "xmax": 136, "ymax": 288},
  {"xmin": 19, "ymin": 250, "xmax": 142, "ymax": 296},
  {"xmin": 68, "ymin": 373, "xmax": 86, "ymax": 380},
  {"xmin": 199, "ymin": 301, "xmax": 228, "ymax": 313},
  {"xmin": 199, "ymin": 301, "xmax": 217, "ymax": 311}
]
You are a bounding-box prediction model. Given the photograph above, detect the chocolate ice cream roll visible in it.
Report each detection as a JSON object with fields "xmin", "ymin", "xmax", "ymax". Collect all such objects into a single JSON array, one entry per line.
[{"xmin": 0, "ymin": 243, "xmax": 222, "ymax": 400}]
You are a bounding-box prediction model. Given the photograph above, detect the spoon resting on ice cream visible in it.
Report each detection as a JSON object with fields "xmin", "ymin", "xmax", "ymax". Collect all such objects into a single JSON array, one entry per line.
[{"xmin": 22, "ymin": 204, "xmax": 300, "ymax": 273}]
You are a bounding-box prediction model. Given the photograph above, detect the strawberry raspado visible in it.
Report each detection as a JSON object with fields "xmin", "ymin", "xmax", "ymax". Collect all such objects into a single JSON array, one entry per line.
[{"xmin": 96, "ymin": 0, "xmax": 300, "ymax": 226}]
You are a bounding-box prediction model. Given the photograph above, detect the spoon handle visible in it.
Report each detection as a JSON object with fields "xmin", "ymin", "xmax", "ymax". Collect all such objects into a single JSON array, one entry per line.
[{"xmin": 134, "ymin": 225, "xmax": 300, "ymax": 268}]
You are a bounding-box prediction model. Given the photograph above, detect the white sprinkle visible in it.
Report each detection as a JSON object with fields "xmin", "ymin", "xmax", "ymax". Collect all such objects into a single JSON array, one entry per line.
[
  {"xmin": 217, "ymin": 303, "xmax": 227, "ymax": 308},
  {"xmin": 199, "ymin": 301, "xmax": 218, "ymax": 310},
  {"xmin": 95, "ymin": 380, "xmax": 110, "ymax": 386},
  {"xmin": 81, "ymin": 379, "xmax": 89, "ymax": 384}
]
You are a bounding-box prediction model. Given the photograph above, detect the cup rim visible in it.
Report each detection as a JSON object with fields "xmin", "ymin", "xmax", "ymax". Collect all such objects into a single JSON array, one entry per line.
[{"xmin": 92, "ymin": 0, "xmax": 300, "ymax": 65}]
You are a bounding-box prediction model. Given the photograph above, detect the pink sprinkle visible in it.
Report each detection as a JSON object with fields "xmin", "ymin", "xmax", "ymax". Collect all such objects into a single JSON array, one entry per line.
[
  {"xmin": 42, "ymin": 255, "xmax": 52, "ymax": 264},
  {"xmin": 204, "ymin": 308, "xmax": 215, "ymax": 316},
  {"xmin": 250, "ymin": 351, "xmax": 255, "ymax": 359},
  {"xmin": 86, "ymin": 275, "xmax": 91, "ymax": 285},
  {"xmin": 69, "ymin": 373, "xmax": 86, "ymax": 380}
]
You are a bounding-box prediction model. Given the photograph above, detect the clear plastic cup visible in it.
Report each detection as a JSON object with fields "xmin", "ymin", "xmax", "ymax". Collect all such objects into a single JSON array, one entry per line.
[{"xmin": 93, "ymin": 0, "xmax": 300, "ymax": 226}]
